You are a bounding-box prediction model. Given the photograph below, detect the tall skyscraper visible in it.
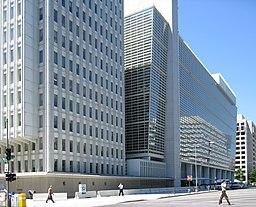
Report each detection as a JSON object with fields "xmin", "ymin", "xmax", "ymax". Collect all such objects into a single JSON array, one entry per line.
[
  {"xmin": 236, "ymin": 114, "xmax": 256, "ymax": 183},
  {"xmin": 179, "ymin": 39, "xmax": 237, "ymax": 185},
  {"xmin": 0, "ymin": 0, "xmax": 125, "ymax": 192},
  {"xmin": 124, "ymin": 5, "xmax": 237, "ymax": 186},
  {"xmin": 124, "ymin": 7, "xmax": 170, "ymax": 178},
  {"xmin": 124, "ymin": 0, "xmax": 180, "ymax": 185}
]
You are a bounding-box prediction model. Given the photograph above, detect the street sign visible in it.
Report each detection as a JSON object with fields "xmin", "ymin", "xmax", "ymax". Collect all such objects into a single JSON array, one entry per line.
[
  {"xmin": 4, "ymin": 164, "xmax": 8, "ymax": 173},
  {"xmin": 187, "ymin": 175, "xmax": 193, "ymax": 181},
  {"xmin": 79, "ymin": 184, "xmax": 86, "ymax": 194}
]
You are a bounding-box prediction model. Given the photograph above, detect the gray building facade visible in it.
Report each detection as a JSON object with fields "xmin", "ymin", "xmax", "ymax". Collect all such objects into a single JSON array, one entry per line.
[
  {"xmin": 124, "ymin": 5, "xmax": 237, "ymax": 185},
  {"xmin": 124, "ymin": 7, "xmax": 169, "ymax": 178},
  {"xmin": 179, "ymin": 39, "xmax": 237, "ymax": 185}
]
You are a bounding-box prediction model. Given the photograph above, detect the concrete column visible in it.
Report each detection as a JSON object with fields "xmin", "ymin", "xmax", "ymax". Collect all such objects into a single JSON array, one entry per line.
[
  {"xmin": 205, "ymin": 167, "xmax": 210, "ymax": 184},
  {"xmin": 198, "ymin": 165, "xmax": 202, "ymax": 184}
]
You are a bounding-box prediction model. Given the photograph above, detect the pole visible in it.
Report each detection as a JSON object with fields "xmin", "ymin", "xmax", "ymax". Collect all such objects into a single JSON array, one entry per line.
[
  {"xmin": 6, "ymin": 119, "xmax": 10, "ymax": 207},
  {"xmin": 195, "ymin": 145, "xmax": 198, "ymax": 192}
]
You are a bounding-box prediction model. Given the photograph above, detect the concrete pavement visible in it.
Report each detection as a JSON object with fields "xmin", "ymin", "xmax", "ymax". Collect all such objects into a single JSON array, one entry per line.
[
  {"xmin": 26, "ymin": 188, "xmax": 256, "ymax": 207},
  {"xmin": 26, "ymin": 190, "xmax": 216, "ymax": 207},
  {"xmin": 104, "ymin": 188, "xmax": 256, "ymax": 207}
]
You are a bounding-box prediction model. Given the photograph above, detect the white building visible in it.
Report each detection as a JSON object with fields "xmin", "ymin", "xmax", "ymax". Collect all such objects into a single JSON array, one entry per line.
[
  {"xmin": 236, "ymin": 114, "xmax": 256, "ymax": 183},
  {"xmin": 0, "ymin": 0, "xmax": 126, "ymax": 193}
]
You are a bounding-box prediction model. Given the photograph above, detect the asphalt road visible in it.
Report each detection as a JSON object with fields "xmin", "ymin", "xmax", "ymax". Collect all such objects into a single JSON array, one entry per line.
[{"xmin": 104, "ymin": 188, "xmax": 256, "ymax": 207}]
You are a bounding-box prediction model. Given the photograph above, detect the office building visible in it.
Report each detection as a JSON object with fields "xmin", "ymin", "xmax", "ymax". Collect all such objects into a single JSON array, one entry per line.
[
  {"xmin": 124, "ymin": 5, "xmax": 237, "ymax": 185},
  {"xmin": 179, "ymin": 39, "xmax": 237, "ymax": 185},
  {"xmin": 236, "ymin": 114, "xmax": 256, "ymax": 183},
  {"xmin": 124, "ymin": 0, "xmax": 180, "ymax": 184},
  {"xmin": 0, "ymin": 0, "xmax": 126, "ymax": 194}
]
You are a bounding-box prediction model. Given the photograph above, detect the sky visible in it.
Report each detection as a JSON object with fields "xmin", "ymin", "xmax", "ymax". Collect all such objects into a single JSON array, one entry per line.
[{"xmin": 178, "ymin": 0, "xmax": 256, "ymax": 122}]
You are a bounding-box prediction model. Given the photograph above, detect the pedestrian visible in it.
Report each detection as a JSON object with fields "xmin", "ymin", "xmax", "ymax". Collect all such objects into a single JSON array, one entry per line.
[
  {"xmin": 118, "ymin": 183, "xmax": 124, "ymax": 196},
  {"xmin": 46, "ymin": 186, "xmax": 55, "ymax": 203},
  {"xmin": 28, "ymin": 190, "xmax": 34, "ymax": 199},
  {"xmin": 219, "ymin": 180, "xmax": 231, "ymax": 205}
]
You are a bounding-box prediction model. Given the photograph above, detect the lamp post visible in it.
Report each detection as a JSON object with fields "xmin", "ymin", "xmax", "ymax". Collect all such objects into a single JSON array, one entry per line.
[
  {"xmin": 194, "ymin": 145, "xmax": 198, "ymax": 192},
  {"xmin": 195, "ymin": 140, "xmax": 215, "ymax": 192}
]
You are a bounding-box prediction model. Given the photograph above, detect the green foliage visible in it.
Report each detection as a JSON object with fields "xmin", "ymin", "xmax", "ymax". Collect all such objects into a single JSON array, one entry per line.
[
  {"xmin": 235, "ymin": 168, "xmax": 244, "ymax": 181},
  {"xmin": 249, "ymin": 169, "xmax": 256, "ymax": 183}
]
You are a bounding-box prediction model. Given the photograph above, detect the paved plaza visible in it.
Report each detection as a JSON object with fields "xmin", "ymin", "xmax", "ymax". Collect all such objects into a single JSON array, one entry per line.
[
  {"xmin": 26, "ymin": 188, "xmax": 256, "ymax": 207},
  {"xmin": 105, "ymin": 188, "xmax": 256, "ymax": 207}
]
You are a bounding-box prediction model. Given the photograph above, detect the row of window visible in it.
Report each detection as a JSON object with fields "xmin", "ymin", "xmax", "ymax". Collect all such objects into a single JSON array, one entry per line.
[
  {"xmin": 50, "ymin": 27, "xmax": 122, "ymax": 57},
  {"xmin": 0, "ymin": 159, "xmax": 124, "ymax": 175},
  {"xmin": 2, "ymin": 1, "xmax": 22, "ymax": 22},
  {"xmin": 53, "ymin": 139, "xmax": 124, "ymax": 158},
  {"xmin": 52, "ymin": 73, "xmax": 123, "ymax": 96},
  {"xmin": 54, "ymin": 160, "xmax": 124, "ymax": 175},
  {"xmin": 53, "ymin": 0, "xmax": 122, "ymax": 23},
  {"xmin": 53, "ymin": 7, "xmax": 122, "ymax": 34},
  {"xmin": 52, "ymin": 95, "xmax": 123, "ymax": 118},
  {"xmin": 52, "ymin": 115, "xmax": 123, "ymax": 135}
]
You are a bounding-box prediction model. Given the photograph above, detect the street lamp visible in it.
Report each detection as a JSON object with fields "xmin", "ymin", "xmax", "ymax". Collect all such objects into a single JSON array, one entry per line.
[
  {"xmin": 195, "ymin": 141, "xmax": 214, "ymax": 192},
  {"xmin": 194, "ymin": 145, "xmax": 198, "ymax": 192}
]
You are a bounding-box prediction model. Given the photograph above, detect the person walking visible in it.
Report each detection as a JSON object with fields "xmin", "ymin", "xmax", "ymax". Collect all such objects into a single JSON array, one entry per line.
[
  {"xmin": 46, "ymin": 186, "xmax": 55, "ymax": 203},
  {"xmin": 28, "ymin": 190, "xmax": 34, "ymax": 199},
  {"xmin": 118, "ymin": 183, "xmax": 124, "ymax": 196},
  {"xmin": 219, "ymin": 180, "xmax": 231, "ymax": 205}
]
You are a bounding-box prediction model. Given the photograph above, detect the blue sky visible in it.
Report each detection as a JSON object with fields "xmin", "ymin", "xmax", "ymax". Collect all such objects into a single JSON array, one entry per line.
[{"xmin": 178, "ymin": 0, "xmax": 256, "ymax": 122}]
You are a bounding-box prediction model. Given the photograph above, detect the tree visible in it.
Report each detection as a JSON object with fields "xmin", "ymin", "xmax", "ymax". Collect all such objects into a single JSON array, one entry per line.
[
  {"xmin": 249, "ymin": 169, "xmax": 256, "ymax": 184},
  {"xmin": 235, "ymin": 168, "xmax": 244, "ymax": 181}
]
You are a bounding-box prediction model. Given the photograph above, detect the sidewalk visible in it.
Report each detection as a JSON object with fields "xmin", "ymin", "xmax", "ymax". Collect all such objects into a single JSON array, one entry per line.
[{"xmin": 26, "ymin": 190, "xmax": 214, "ymax": 207}]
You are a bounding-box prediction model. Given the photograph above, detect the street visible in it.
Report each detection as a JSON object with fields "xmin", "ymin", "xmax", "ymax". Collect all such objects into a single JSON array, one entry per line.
[{"xmin": 103, "ymin": 188, "xmax": 256, "ymax": 207}]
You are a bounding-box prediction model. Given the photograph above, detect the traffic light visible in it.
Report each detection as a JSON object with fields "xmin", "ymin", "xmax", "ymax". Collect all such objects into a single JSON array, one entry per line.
[
  {"xmin": 5, "ymin": 148, "xmax": 11, "ymax": 161},
  {"xmin": 5, "ymin": 173, "xmax": 16, "ymax": 182}
]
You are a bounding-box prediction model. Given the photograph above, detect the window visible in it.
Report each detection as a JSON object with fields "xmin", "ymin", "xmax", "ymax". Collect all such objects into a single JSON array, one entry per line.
[
  {"xmin": 70, "ymin": 140, "xmax": 73, "ymax": 152},
  {"xmin": 62, "ymin": 76, "xmax": 65, "ymax": 89},
  {"xmin": 39, "ymin": 8, "xmax": 43, "ymax": 20},
  {"xmin": 62, "ymin": 97, "xmax": 66, "ymax": 109},
  {"xmin": 77, "ymin": 142, "xmax": 80, "ymax": 153},
  {"xmin": 39, "ymin": 29, "xmax": 43, "ymax": 42},
  {"xmin": 54, "ymin": 73, "xmax": 58, "ymax": 85},
  {"xmin": 69, "ymin": 0, "xmax": 73, "ymax": 12},
  {"xmin": 54, "ymin": 138, "xmax": 58, "ymax": 150},
  {"xmin": 62, "ymin": 139, "xmax": 66, "ymax": 151},
  {"xmin": 62, "ymin": 15, "xmax": 66, "ymax": 27},
  {"xmin": 39, "ymin": 115, "xmax": 43, "ymax": 128},
  {"xmin": 54, "ymin": 51, "xmax": 58, "ymax": 64},
  {"xmin": 83, "ymin": 143, "xmax": 86, "ymax": 154},
  {"xmin": 75, "ymin": 102, "xmax": 80, "ymax": 115},
  {"xmin": 70, "ymin": 161, "xmax": 73, "ymax": 172},
  {"xmin": 83, "ymin": 124, "xmax": 86, "ymax": 135},
  {"xmin": 39, "ymin": 93, "xmax": 43, "ymax": 106},
  {"xmin": 69, "ymin": 120, "xmax": 73, "ymax": 132},
  {"xmin": 69, "ymin": 100, "xmax": 73, "ymax": 112},
  {"xmin": 39, "ymin": 50, "xmax": 43, "ymax": 63},
  {"xmin": 62, "ymin": 118, "xmax": 66, "ymax": 130},
  {"xmin": 62, "ymin": 55, "xmax": 66, "ymax": 68},
  {"xmin": 62, "ymin": 160, "xmax": 66, "ymax": 171},
  {"xmin": 54, "ymin": 94, "xmax": 58, "ymax": 107},
  {"xmin": 54, "ymin": 10, "xmax": 58, "ymax": 22},
  {"xmin": 39, "ymin": 137, "xmax": 43, "ymax": 150},
  {"xmin": 54, "ymin": 116, "xmax": 58, "ymax": 129},
  {"xmin": 54, "ymin": 30, "xmax": 58, "ymax": 43}
]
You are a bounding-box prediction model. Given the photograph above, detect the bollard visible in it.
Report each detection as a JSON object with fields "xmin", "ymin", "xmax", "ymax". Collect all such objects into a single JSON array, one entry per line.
[{"xmin": 18, "ymin": 193, "xmax": 26, "ymax": 207}]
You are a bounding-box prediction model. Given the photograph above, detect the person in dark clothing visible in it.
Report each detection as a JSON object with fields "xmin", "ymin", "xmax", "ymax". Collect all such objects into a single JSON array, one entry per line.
[
  {"xmin": 219, "ymin": 181, "xmax": 231, "ymax": 205},
  {"xmin": 28, "ymin": 190, "xmax": 34, "ymax": 199},
  {"xmin": 46, "ymin": 186, "xmax": 55, "ymax": 203}
]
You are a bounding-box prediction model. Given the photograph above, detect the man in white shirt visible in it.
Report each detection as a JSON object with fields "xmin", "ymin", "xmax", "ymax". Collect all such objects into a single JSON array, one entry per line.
[
  {"xmin": 118, "ymin": 183, "xmax": 124, "ymax": 196},
  {"xmin": 219, "ymin": 180, "xmax": 231, "ymax": 205}
]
